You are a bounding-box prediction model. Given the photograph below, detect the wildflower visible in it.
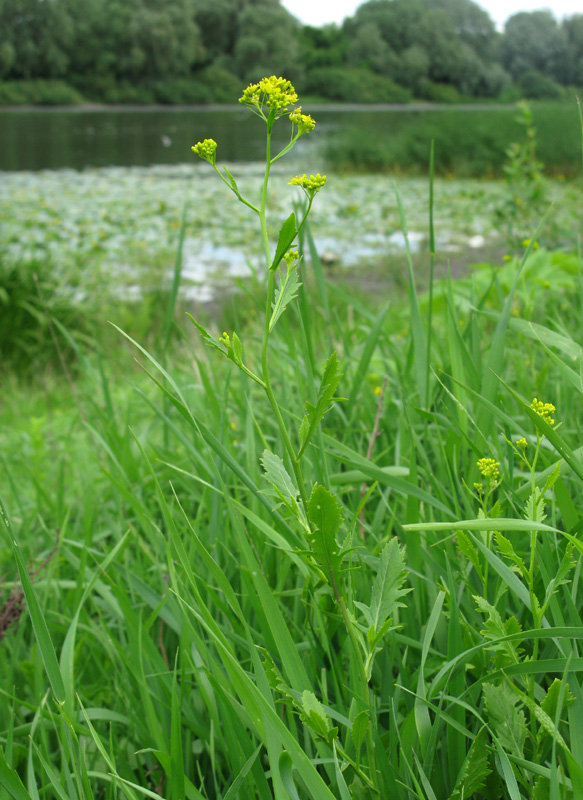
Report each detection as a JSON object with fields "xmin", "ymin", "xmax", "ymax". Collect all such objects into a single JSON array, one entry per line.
[
  {"xmin": 289, "ymin": 107, "xmax": 316, "ymax": 135},
  {"xmin": 516, "ymin": 437, "xmax": 528, "ymax": 451},
  {"xmin": 289, "ymin": 173, "xmax": 327, "ymax": 198},
  {"xmin": 239, "ymin": 76, "xmax": 298, "ymax": 114},
  {"xmin": 192, "ymin": 139, "xmax": 217, "ymax": 166},
  {"xmin": 219, "ymin": 331, "xmax": 230, "ymax": 348},
  {"xmin": 521, "ymin": 238, "xmax": 539, "ymax": 250},
  {"xmin": 477, "ymin": 458, "xmax": 500, "ymax": 486},
  {"xmin": 374, "ymin": 386, "xmax": 382, "ymax": 396},
  {"xmin": 530, "ymin": 398, "xmax": 555, "ymax": 426},
  {"xmin": 473, "ymin": 482, "xmax": 483, "ymax": 495},
  {"xmin": 284, "ymin": 249, "xmax": 299, "ymax": 267},
  {"xmin": 503, "ymin": 254, "xmax": 512, "ymax": 262}
]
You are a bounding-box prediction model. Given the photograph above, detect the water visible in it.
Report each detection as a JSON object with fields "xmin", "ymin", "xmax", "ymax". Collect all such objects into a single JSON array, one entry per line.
[{"xmin": 0, "ymin": 104, "xmax": 505, "ymax": 172}]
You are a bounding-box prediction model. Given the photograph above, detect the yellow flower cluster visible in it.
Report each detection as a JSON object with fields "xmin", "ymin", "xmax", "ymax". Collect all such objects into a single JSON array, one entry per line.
[
  {"xmin": 284, "ymin": 249, "xmax": 299, "ymax": 267},
  {"xmin": 239, "ymin": 76, "xmax": 298, "ymax": 112},
  {"xmin": 530, "ymin": 398, "xmax": 555, "ymax": 426},
  {"xmin": 289, "ymin": 106, "xmax": 316, "ymax": 135},
  {"xmin": 477, "ymin": 457, "xmax": 500, "ymax": 485},
  {"xmin": 516, "ymin": 437, "xmax": 528, "ymax": 450},
  {"xmin": 191, "ymin": 138, "xmax": 217, "ymax": 165},
  {"xmin": 289, "ymin": 173, "xmax": 327, "ymax": 195}
]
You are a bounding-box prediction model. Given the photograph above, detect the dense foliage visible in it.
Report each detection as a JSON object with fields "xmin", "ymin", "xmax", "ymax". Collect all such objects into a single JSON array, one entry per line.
[{"xmin": 0, "ymin": 0, "xmax": 582, "ymax": 104}]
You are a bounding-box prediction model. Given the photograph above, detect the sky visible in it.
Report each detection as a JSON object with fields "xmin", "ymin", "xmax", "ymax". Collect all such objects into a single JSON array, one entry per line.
[{"xmin": 280, "ymin": 0, "xmax": 582, "ymax": 29}]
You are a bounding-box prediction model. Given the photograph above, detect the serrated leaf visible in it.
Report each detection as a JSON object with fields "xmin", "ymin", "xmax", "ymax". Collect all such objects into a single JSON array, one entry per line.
[
  {"xmin": 456, "ymin": 530, "xmax": 484, "ymax": 582},
  {"xmin": 270, "ymin": 266, "xmax": 301, "ymax": 332},
  {"xmin": 542, "ymin": 543, "xmax": 576, "ymax": 611},
  {"xmin": 306, "ymin": 484, "xmax": 344, "ymax": 583},
  {"xmin": 257, "ymin": 647, "xmax": 292, "ymax": 702},
  {"xmin": 260, "ymin": 450, "xmax": 298, "ymax": 506},
  {"xmin": 543, "ymin": 460, "xmax": 561, "ymax": 494},
  {"xmin": 541, "ymin": 679, "xmax": 575, "ymax": 720},
  {"xmin": 300, "ymin": 691, "xmax": 338, "ymax": 745},
  {"xmin": 483, "ymin": 682, "xmax": 528, "ymax": 758},
  {"xmin": 495, "ymin": 531, "xmax": 527, "ymax": 579},
  {"xmin": 449, "ymin": 728, "xmax": 491, "ymax": 800},
  {"xmin": 298, "ymin": 352, "xmax": 343, "ymax": 456},
  {"xmin": 369, "ymin": 538, "xmax": 409, "ymax": 632},
  {"xmin": 351, "ymin": 710, "xmax": 370, "ymax": 755},
  {"xmin": 475, "ymin": 595, "xmax": 524, "ymax": 666},
  {"xmin": 271, "ymin": 212, "xmax": 297, "ymax": 272},
  {"xmin": 507, "ymin": 680, "xmax": 568, "ymax": 748},
  {"xmin": 525, "ymin": 487, "xmax": 546, "ymax": 525},
  {"xmin": 187, "ymin": 314, "xmax": 225, "ymax": 353}
]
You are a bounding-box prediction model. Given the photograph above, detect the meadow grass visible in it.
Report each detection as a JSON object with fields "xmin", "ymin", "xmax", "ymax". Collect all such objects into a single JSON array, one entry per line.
[{"xmin": 1, "ymin": 80, "xmax": 583, "ymax": 800}]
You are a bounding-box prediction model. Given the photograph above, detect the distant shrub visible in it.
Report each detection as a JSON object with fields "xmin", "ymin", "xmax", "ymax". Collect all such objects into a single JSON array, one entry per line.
[
  {"xmin": 100, "ymin": 82, "xmax": 155, "ymax": 104},
  {"xmin": 152, "ymin": 78, "xmax": 212, "ymax": 104},
  {"xmin": 193, "ymin": 66, "xmax": 242, "ymax": 103},
  {"xmin": 498, "ymin": 84, "xmax": 522, "ymax": 103},
  {"xmin": 303, "ymin": 67, "xmax": 411, "ymax": 103},
  {"xmin": 518, "ymin": 70, "xmax": 563, "ymax": 100},
  {"xmin": 0, "ymin": 80, "xmax": 85, "ymax": 105},
  {"xmin": 417, "ymin": 80, "xmax": 462, "ymax": 104}
]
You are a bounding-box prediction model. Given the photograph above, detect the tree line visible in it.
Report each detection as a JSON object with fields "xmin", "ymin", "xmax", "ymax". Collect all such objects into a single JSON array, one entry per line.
[{"xmin": 0, "ymin": 0, "xmax": 581, "ymax": 104}]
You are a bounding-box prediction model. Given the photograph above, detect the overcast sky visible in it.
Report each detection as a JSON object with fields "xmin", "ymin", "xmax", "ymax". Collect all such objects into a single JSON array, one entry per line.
[{"xmin": 280, "ymin": 0, "xmax": 582, "ymax": 29}]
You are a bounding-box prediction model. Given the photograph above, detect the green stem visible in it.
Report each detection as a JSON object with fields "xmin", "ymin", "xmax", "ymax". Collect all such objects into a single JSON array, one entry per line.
[
  {"xmin": 332, "ymin": 574, "xmax": 379, "ymax": 792},
  {"xmin": 259, "ymin": 121, "xmax": 308, "ymax": 505}
]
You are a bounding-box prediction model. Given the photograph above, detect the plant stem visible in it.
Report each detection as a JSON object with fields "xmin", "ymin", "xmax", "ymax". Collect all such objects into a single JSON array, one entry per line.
[{"xmin": 259, "ymin": 121, "xmax": 308, "ymax": 505}]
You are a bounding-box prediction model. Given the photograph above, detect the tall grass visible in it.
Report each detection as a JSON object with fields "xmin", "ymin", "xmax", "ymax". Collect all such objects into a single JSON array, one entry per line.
[{"xmin": 1, "ymin": 79, "xmax": 583, "ymax": 799}]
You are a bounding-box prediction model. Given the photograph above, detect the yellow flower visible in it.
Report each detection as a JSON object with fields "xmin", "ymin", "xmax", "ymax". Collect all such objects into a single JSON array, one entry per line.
[
  {"xmin": 192, "ymin": 139, "xmax": 217, "ymax": 166},
  {"xmin": 530, "ymin": 398, "xmax": 555, "ymax": 426},
  {"xmin": 516, "ymin": 437, "xmax": 528, "ymax": 450},
  {"xmin": 289, "ymin": 173, "xmax": 327, "ymax": 197},
  {"xmin": 239, "ymin": 76, "xmax": 298, "ymax": 114},
  {"xmin": 477, "ymin": 457, "xmax": 500, "ymax": 485},
  {"xmin": 374, "ymin": 386, "xmax": 381, "ymax": 396},
  {"xmin": 284, "ymin": 249, "xmax": 299, "ymax": 267},
  {"xmin": 289, "ymin": 106, "xmax": 316, "ymax": 135}
]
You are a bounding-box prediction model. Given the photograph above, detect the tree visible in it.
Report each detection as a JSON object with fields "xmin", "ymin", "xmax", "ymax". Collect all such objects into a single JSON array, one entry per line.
[
  {"xmin": 502, "ymin": 11, "xmax": 568, "ymax": 84},
  {"xmin": 233, "ymin": 4, "xmax": 302, "ymax": 83},
  {"xmin": 0, "ymin": 0, "xmax": 74, "ymax": 79},
  {"xmin": 346, "ymin": 22, "xmax": 399, "ymax": 77},
  {"xmin": 562, "ymin": 14, "xmax": 583, "ymax": 85}
]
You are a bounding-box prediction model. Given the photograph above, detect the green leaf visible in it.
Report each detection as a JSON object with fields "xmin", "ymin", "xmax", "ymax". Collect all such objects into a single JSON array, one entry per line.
[
  {"xmin": 494, "ymin": 532, "xmax": 528, "ymax": 580},
  {"xmin": 542, "ymin": 543, "xmax": 576, "ymax": 612},
  {"xmin": 475, "ymin": 595, "xmax": 523, "ymax": 665},
  {"xmin": 456, "ymin": 530, "xmax": 484, "ymax": 583},
  {"xmin": 368, "ymin": 538, "xmax": 409, "ymax": 632},
  {"xmin": 0, "ymin": 495, "xmax": 66, "ymax": 704},
  {"xmin": 483, "ymin": 682, "xmax": 528, "ymax": 758},
  {"xmin": 187, "ymin": 315, "xmax": 225, "ymax": 354},
  {"xmin": 270, "ymin": 264, "xmax": 301, "ymax": 331},
  {"xmin": 306, "ymin": 485, "xmax": 344, "ymax": 583},
  {"xmin": 448, "ymin": 728, "xmax": 491, "ymax": 800},
  {"xmin": 299, "ymin": 691, "xmax": 338, "ymax": 745},
  {"xmin": 222, "ymin": 165, "xmax": 239, "ymax": 192},
  {"xmin": 261, "ymin": 449, "xmax": 299, "ymax": 509},
  {"xmin": 271, "ymin": 212, "xmax": 297, "ymax": 272},
  {"xmin": 0, "ymin": 744, "xmax": 32, "ymax": 800},
  {"xmin": 298, "ymin": 352, "xmax": 343, "ymax": 457},
  {"xmin": 541, "ymin": 679, "xmax": 575, "ymax": 721},
  {"xmin": 351, "ymin": 710, "xmax": 370, "ymax": 755}
]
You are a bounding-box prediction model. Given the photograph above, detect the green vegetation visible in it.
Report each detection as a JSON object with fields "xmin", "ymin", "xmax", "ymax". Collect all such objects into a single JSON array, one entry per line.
[
  {"xmin": 325, "ymin": 101, "xmax": 583, "ymax": 177},
  {"xmin": 2, "ymin": 76, "xmax": 583, "ymax": 800},
  {"xmin": 0, "ymin": 0, "xmax": 582, "ymax": 105}
]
